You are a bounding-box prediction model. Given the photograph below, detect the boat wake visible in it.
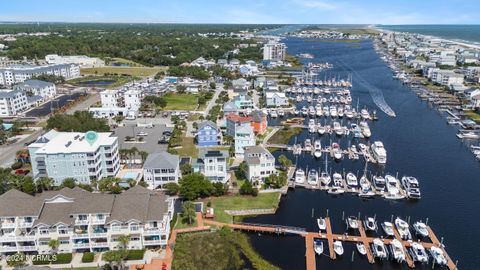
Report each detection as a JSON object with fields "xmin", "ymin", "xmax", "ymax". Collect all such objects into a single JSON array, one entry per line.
[{"xmin": 337, "ymin": 60, "xmax": 396, "ymax": 117}]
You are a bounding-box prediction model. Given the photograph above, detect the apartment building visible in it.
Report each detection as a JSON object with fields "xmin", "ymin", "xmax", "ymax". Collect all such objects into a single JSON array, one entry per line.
[
  {"xmin": 244, "ymin": 146, "xmax": 276, "ymax": 184},
  {"xmin": 89, "ymin": 89, "xmax": 142, "ymax": 118},
  {"xmin": 143, "ymin": 152, "xmax": 180, "ymax": 189},
  {"xmin": 28, "ymin": 130, "xmax": 120, "ymax": 186},
  {"xmin": 263, "ymin": 40, "xmax": 286, "ymax": 61},
  {"xmin": 192, "ymin": 150, "xmax": 229, "ymax": 183},
  {"xmin": 431, "ymin": 69, "xmax": 464, "ymax": 86},
  {"xmin": 15, "ymin": 80, "xmax": 57, "ymax": 101},
  {"xmin": 0, "ymin": 64, "xmax": 80, "ymax": 86},
  {"xmin": 45, "ymin": 54, "xmax": 105, "ymax": 68},
  {"xmin": 0, "ymin": 89, "xmax": 29, "ymax": 116},
  {"xmin": 0, "ymin": 186, "xmax": 174, "ymax": 255}
]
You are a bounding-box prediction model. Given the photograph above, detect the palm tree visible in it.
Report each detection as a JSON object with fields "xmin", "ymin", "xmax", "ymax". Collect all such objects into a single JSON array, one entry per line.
[
  {"xmin": 138, "ymin": 151, "xmax": 149, "ymax": 165},
  {"xmin": 117, "ymin": 234, "xmax": 130, "ymax": 250},
  {"xmin": 129, "ymin": 147, "xmax": 139, "ymax": 166},
  {"xmin": 35, "ymin": 177, "xmax": 53, "ymax": 192},
  {"xmin": 119, "ymin": 149, "xmax": 129, "ymax": 164},
  {"xmin": 48, "ymin": 239, "xmax": 60, "ymax": 254},
  {"xmin": 182, "ymin": 201, "xmax": 196, "ymax": 225}
]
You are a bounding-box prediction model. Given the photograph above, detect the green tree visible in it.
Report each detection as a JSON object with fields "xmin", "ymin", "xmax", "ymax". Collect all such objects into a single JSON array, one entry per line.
[
  {"xmin": 98, "ymin": 177, "xmax": 121, "ymax": 194},
  {"xmin": 46, "ymin": 111, "xmax": 109, "ymax": 132},
  {"xmin": 164, "ymin": 182, "xmax": 180, "ymax": 195},
  {"xmin": 181, "ymin": 201, "xmax": 196, "ymax": 225},
  {"xmin": 103, "ymin": 251, "xmax": 124, "ymax": 270},
  {"xmin": 235, "ymin": 161, "xmax": 248, "ymax": 181},
  {"xmin": 138, "ymin": 150, "xmax": 149, "ymax": 164},
  {"xmin": 239, "ymin": 181, "xmax": 258, "ymax": 196},
  {"xmin": 35, "ymin": 177, "xmax": 53, "ymax": 193},
  {"xmin": 48, "ymin": 239, "xmax": 60, "ymax": 254},
  {"xmin": 209, "ymin": 82, "xmax": 216, "ymax": 89},
  {"xmin": 212, "ymin": 182, "xmax": 227, "ymax": 196},
  {"xmin": 278, "ymin": 154, "xmax": 292, "ymax": 170},
  {"xmin": 179, "ymin": 173, "xmax": 214, "ymax": 201},
  {"xmin": 180, "ymin": 163, "xmax": 192, "ymax": 175},
  {"xmin": 59, "ymin": 178, "xmax": 76, "ymax": 189}
]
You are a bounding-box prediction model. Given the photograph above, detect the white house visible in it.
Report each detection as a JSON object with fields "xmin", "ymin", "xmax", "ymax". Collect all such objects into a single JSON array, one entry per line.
[
  {"xmin": 89, "ymin": 89, "xmax": 142, "ymax": 118},
  {"xmin": 244, "ymin": 146, "xmax": 276, "ymax": 184},
  {"xmin": 265, "ymin": 91, "xmax": 289, "ymax": 107},
  {"xmin": 431, "ymin": 70, "xmax": 464, "ymax": 86},
  {"xmin": 193, "ymin": 150, "xmax": 229, "ymax": 184},
  {"xmin": 143, "ymin": 152, "xmax": 180, "ymax": 189}
]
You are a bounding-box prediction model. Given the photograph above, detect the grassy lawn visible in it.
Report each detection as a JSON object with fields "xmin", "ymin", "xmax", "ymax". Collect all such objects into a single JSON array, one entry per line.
[
  {"xmin": 187, "ymin": 113, "xmax": 203, "ymax": 121},
  {"xmin": 172, "ymin": 230, "xmax": 279, "ymax": 270},
  {"xmin": 81, "ymin": 66, "xmax": 167, "ymax": 77},
  {"xmin": 164, "ymin": 93, "xmax": 199, "ymax": 111},
  {"xmin": 207, "ymin": 193, "xmax": 281, "ymax": 223},
  {"xmin": 68, "ymin": 75, "xmax": 134, "ymax": 89},
  {"xmin": 465, "ymin": 110, "xmax": 480, "ymax": 123},
  {"xmin": 174, "ymin": 213, "xmax": 198, "ymax": 229},
  {"xmin": 175, "ymin": 132, "xmax": 199, "ymax": 158},
  {"xmin": 267, "ymin": 127, "xmax": 302, "ymax": 145},
  {"xmin": 106, "ymin": 57, "xmax": 146, "ymax": 67}
]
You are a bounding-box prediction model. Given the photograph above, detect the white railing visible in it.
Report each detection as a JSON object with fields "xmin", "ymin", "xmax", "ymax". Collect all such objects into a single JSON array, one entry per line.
[
  {"xmin": 0, "ymin": 235, "xmax": 17, "ymax": 242},
  {"xmin": 143, "ymin": 229, "xmax": 165, "ymax": 236},
  {"xmin": 0, "ymin": 246, "xmax": 18, "ymax": 252},
  {"xmin": 16, "ymin": 235, "xmax": 36, "ymax": 242},
  {"xmin": 72, "ymin": 233, "xmax": 89, "ymax": 239},
  {"xmin": 143, "ymin": 240, "xmax": 166, "ymax": 246},
  {"xmin": 90, "ymin": 242, "xmax": 108, "ymax": 248},
  {"xmin": 18, "ymin": 222, "xmax": 34, "ymax": 228},
  {"xmin": 72, "ymin": 243, "xmax": 90, "ymax": 249},
  {"xmin": 18, "ymin": 245, "xmax": 37, "ymax": 251},
  {"xmin": 90, "ymin": 232, "xmax": 108, "ymax": 238},
  {"xmin": 75, "ymin": 219, "xmax": 89, "ymax": 225},
  {"xmin": 1, "ymin": 222, "xmax": 16, "ymax": 229},
  {"xmin": 90, "ymin": 218, "xmax": 106, "ymax": 225}
]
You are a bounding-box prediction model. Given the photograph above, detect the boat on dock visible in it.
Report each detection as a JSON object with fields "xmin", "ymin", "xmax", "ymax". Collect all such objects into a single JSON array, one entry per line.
[
  {"xmin": 314, "ymin": 239, "xmax": 324, "ymax": 255},
  {"xmin": 364, "ymin": 217, "xmax": 377, "ymax": 231},
  {"xmin": 382, "ymin": 221, "xmax": 395, "ymax": 237},
  {"xmin": 304, "ymin": 139, "xmax": 312, "ymax": 152},
  {"xmin": 333, "ymin": 241, "xmax": 344, "ymax": 256},
  {"xmin": 313, "ymin": 140, "xmax": 322, "ymax": 158},
  {"xmin": 372, "ymin": 238, "xmax": 388, "ymax": 259},
  {"xmin": 307, "ymin": 169, "xmax": 319, "ymax": 185},
  {"xmin": 413, "ymin": 221, "xmax": 429, "ymax": 238},
  {"xmin": 356, "ymin": 242, "xmax": 367, "ymax": 256},
  {"xmin": 317, "ymin": 124, "xmax": 326, "ymax": 135},
  {"xmin": 331, "ymin": 143, "xmax": 343, "ymax": 160},
  {"xmin": 359, "ymin": 121, "xmax": 371, "ymax": 138},
  {"xmin": 373, "ymin": 175, "xmax": 386, "ymax": 193},
  {"xmin": 429, "ymin": 246, "xmax": 448, "ymax": 266},
  {"xmin": 401, "ymin": 176, "xmax": 421, "ymax": 199},
  {"xmin": 385, "ymin": 175, "xmax": 405, "ymax": 200},
  {"xmin": 395, "ymin": 217, "xmax": 412, "ymax": 240},
  {"xmin": 359, "ymin": 175, "xmax": 375, "ymax": 198},
  {"xmin": 410, "ymin": 242, "xmax": 429, "ymax": 263},
  {"xmin": 346, "ymin": 172, "xmax": 358, "ymax": 188},
  {"xmin": 295, "ymin": 169, "xmax": 306, "ymax": 184},
  {"xmin": 361, "ymin": 109, "xmax": 371, "ymax": 120},
  {"xmin": 270, "ymin": 110, "xmax": 278, "ymax": 118},
  {"xmin": 346, "ymin": 216, "xmax": 359, "ymax": 230},
  {"xmin": 371, "ymin": 141, "xmax": 387, "ymax": 164},
  {"xmin": 456, "ymin": 131, "xmax": 480, "ymax": 140},
  {"xmin": 390, "ymin": 239, "xmax": 406, "ymax": 263},
  {"xmin": 308, "ymin": 119, "xmax": 316, "ymax": 133},
  {"xmin": 317, "ymin": 217, "xmax": 327, "ymax": 231},
  {"xmin": 320, "ymin": 171, "xmax": 331, "ymax": 186}
]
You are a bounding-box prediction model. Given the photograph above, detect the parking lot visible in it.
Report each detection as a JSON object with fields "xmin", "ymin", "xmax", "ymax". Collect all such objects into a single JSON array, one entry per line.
[{"xmin": 113, "ymin": 120, "xmax": 173, "ymax": 154}]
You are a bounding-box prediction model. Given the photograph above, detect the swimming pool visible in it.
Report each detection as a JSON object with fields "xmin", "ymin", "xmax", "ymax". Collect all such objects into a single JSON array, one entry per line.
[{"xmin": 123, "ymin": 172, "xmax": 139, "ymax": 180}]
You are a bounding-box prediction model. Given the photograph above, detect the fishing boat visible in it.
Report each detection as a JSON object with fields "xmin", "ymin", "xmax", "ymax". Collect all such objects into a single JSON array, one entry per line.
[
  {"xmin": 295, "ymin": 169, "xmax": 306, "ymax": 184},
  {"xmin": 346, "ymin": 216, "xmax": 359, "ymax": 230},
  {"xmin": 395, "ymin": 217, "xmax": 412, "ymax": 240},
  {"xmin": 317, "ymin": 217, "xmax": 327, "ymax": 230},
  {"xmin": 401, "ymin": 176, "xmax": 421, "ymax": 200},
  {"xmin": 429, "ymin": 246, "xmax": 447, "ymax": 266},
  {"xmin": 410, "ymin": 242, "xmax": 429, "ymax": 263},
  {"xmin": 413, "ymin": 221, "xmax": 429, "ymax": 238},
  {"xmin": 382, "ymin": 221, "xmax": 395, "ymax": 237},
  {"xmin": 334, "ymin": 241, "xmax": 344, "ymax": 256},
  {"xmin": 372, "ymin": 238, "xmax": 388, "ymax": 259},
  {"xmin": 364, "ymin": 217, "xmax": 377, "ymax": 231},
  {"xmin": 356, "ymin": 242, "xmax": 367, "ymax": 256},
  {"xmin": 385, "ymin": 175, "xmax": 405, "ymax": 200},
  {"xmin": 314, "ymin": 239, "xmax": 324, "ymax": 255},
  {"xmin": 313, "ymin": 140, "xmax": 322, "ymax": 158},
  {"xmin": 307, "ymin": 169, "xmax": 319, "ymax": 185},
  {"xmin": 390, "ymin": 239, "xmax": 406, "ymax": 263},
  {"xmin": 346, "ymin": 173, "xmax": 358, "ymax": 188}
]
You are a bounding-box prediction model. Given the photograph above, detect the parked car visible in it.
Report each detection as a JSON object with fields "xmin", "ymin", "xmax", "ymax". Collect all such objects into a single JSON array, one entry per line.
[
  {"xmin": 162, "ymin": 131, "xmax": 172, "ymax": 136},
  {"xmin": 158, "ymin": 136, "xmax": 169, "ymax": 144},
  {"xmin": 15, "ymin": 169, "xmax": 30, "ymax": 175}
]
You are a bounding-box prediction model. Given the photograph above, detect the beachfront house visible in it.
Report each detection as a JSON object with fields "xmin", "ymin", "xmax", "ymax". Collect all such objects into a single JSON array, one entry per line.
[
  {"xmin": 244, "ymin": 146, "xmax": 276, "ymax": 185},
  {"xmin": 192, "ymin": 149, "xmax": 229, "ymax": 183},
  {"xmin": 143, "ymin": 151, "xmax": 180, "ymax": 189},
  {"xmin": 234, "ymin": 123, "xmax": 255, "ymax": 157},
  {"xmin": 197, "ymin": 121, "xmax": 221, "ymax": 147}
]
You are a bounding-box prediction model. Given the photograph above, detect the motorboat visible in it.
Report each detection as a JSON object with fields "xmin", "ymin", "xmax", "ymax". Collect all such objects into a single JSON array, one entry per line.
[
  {"xmin": 323, "ymin": 106, "xmax": 330, "ymax": 117},
  {"xmin": 317, "ymin": 124, "xmax": 326, "ymax": 135},
  {"xmin": 410, "ymin": 242, "xmax": 429, "ymax": 263},
  {"xmin": 373, "ymin": 175, "xmax": 386, "ymax": 192},
  {"xmin": 320, "ymin": 171, "xmax": 331, "ymax": 186},
  {"xmin": 346, "ymin": 173, "xmax": 358, "ymax": 188},
  {"xmin": 296, "ymin": 95, "xmax": 302, "ymax": 102},
  {"xmin": 429, "ymin": 246, "xmax": 447, "ymax": 266},
  {"xmin": 314, "ymin": 239, "xmax": 324, "ymax": 255},
  {"xmin": 401, "ymin": 176, "xmax": 421, "ymax": 199},
  {"xmin": 361, "ymin": 109, "xmax": 371, "ymax": 120},
  {"xmin": 333, "ymin": 241, "xmax": 344, "ymax": 256},
  {"xmin": 301, "ymin": 106, "xmax": 308, "ymax": 116},
  {"xmin": 351, "ymin": 123, "xmax": 363, "ymax": 138},
  {"xmin": 345, "ymin": 109, "xmax": 354, "ymax": 119},
  {"xmin": 313, "ymin": 140, "xmax": 322, "ymax": 158},
  {"xmin": 390, "ymin": 239, "xmax": 406, "ymax": 263},
  {"xmin": 330, "ymin": 106, "xmax": 338, "ymax": 118},
  {"xmin": 413, "ymin": 221, "xmax": 429, "ymax": 238},
  {"xmin": 307, "ymin": 169, "xmax": 319, "ymax": 185},
  {"xmin": 382, "ymin": 221, "xmax": 395, "ymax": 237},
  {"xmin": 304, "ymin": 139, "xmax": 312, "ymax": 152},
  {"xmin": 371, "ymin": 141, "xmax": 387, "ymax": 164},
  {"xmin": 356, "ymin": 242, "xmax": 367, "ymax": 256},
  {"xmin": 456, "ymin": 131, "xmax": 480, "ymax": 139},
  {"xmin": 333, "ymin": 122, "xmax": 344, "ymax": 136},
  {"xmin": 317, "ymin": 217, "xmax": 327, "ymax": 231},
  {"xmin": 295, "ymin": 169, "xmax": 306, "ymax": 184},
  {"xmin": 364, "ymin": 217, "xmax": 377, "ymax": 231},
  {"xmin": 329, "ymin": 173, "xmax": 345, "ymax": 194},
  {"xmin": 331, "ymin": 143, "xmax": 343, "ymax": 160},
  {"xmin": 385, "ymin": 175, "xmax": 405, "ymax": 200},
  {"xmin": 372, "ymin": 238, "xmax": 388, "ymax": 259},
  {"xmin": 359, "ymin": 121, "xmax": 371, "ymax": 138},
  {"xmin": 346, "ymin": 216, "xmax": 359, "ymax": 230},
  {"xmin": 294, "ymin": 109, "xmax": 300, "ymax": 115},
  {"xmin": 395, "ymin": 217, "xmax": 412, "ymax": 240},
  {"xmin": 308, "ymin": 119, "xmax": 316, "ymax": 133}
]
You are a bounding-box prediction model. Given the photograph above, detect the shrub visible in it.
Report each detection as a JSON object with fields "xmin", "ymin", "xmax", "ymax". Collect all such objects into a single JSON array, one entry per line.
[
  {"xmin": 82, "ymin": 252, "xmax": 94, "ymax": 263},
  {"xmin": 126, "ymin": 249, "xmax": 145, "ymax": 260},
  {"xmin": 11, "ymin": 161, "xmax": 23, "ymax": 170},
  {"xmin": 52, "ymin": 253, "xmax": 73, "ymax": 264}
]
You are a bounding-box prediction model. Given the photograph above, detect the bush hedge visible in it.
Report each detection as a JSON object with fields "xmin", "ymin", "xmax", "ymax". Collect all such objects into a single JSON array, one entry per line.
[
  {"xmin": 126, "ymin": 249, "xmax": 145, "ymax": 260},
  {"xmin": 52, "ymin": 253, "xmax": 73, "ymax": 264},
  {"xmin": 11, "ymin": 161, "xmax": 23, "ymax": 170},
  {"xmin": 81, "ymin": 252, "xmax": 94, "ymax": 263}
]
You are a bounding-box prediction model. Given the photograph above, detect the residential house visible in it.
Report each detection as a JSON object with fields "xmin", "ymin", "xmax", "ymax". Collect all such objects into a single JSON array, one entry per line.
[
  {"xmin": 234, "ymin": 123, "xmax": 255, "ymax": 157},
  {"xmin": 197, "ymin": 121, "xmax": 221, "ymax": 147},
  {"xmin": 244, "ymin": 146, "xmax": 276, "ymax": 184},
  {"xmin": 251, "ymin": 110, "xmax": 268, "ymax": 135},
  {"xmin": 223, "ymin": 101, "xmax": 238, "ymax": 114},
  {"xmin": 143, "ymin": 152, "xmax": 180, "ymax": 189},
  {"xmin": 193, "ymin": 150, "xmax": 229, "ymax": 183},
  {"xmin": 233, "ymin": 94, "xmax": 254, "ymax": 110},
  {"xmin": 265, "ymin": 91, "xmax": 289, "ymax": 107}
]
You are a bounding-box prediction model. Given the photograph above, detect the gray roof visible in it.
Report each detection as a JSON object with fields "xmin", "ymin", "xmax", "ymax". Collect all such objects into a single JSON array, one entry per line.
[
  {"xmin": 244, "ymin": 146, "xmax": 274, "ymax": 165},
  {"xmin": 198, "ymin": 120, "xmax": 218, "ymax": 130},
  {"xmin": 223, "ymin": 101, "xmax": 238, "ymax": 112},
  {"xmin": 0, "ymin": 189, "xmax": 41, "ymax": 217},
  {"xmin": 251, "ymin": 110, "xmax": 265, "ymax": 122},
  {"xmin": 144, "ymin": 151, "xmax": 179, "ymax": 170},
  {"xmin": 0, "ymin": 89, "xmax": 24, "ymax": 98},
  {"xmin": 16, "ymin": 79, "xmax": 54, "ymax": 89}
]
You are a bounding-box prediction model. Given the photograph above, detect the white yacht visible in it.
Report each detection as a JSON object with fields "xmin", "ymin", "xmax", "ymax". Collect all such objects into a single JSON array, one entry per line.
[
  {"xmin": 334, "ymin": 241, "xmax": 344, "ymax": 256},
  {"xmin": 385, "ymin": 175, "xmax": 404, "ymax": 200},
  {"xmin": 317, "ymin": 217, "xmax": 327, "ymax": 231},
  {"xmin": 320, "ymin": 171, "xmax": 331, "ymax": 186},
  {"xmin": 382, "ymin": 221, "xmax": 395, "ymax": 237},
  {"xmin": 304, "ymin": 139, "xmax": 312, "ymax": 152},
  {"xmin": 346, "ymin": 173, "xmax": 358, "ymax": 188},
  {"xmin": 346, "ymin": 216, "xmax": 359, "ymax": 230},
  {"xmin": 364, "ymin": 217, "xmax": 377, "ymax": 231},
  {"xmin": 330, "ymin": 106, "xmax": 338, "ymax": 118},
  {"xmin": 308, "ymin": 119, "xmax": 316, "ymax": 133},
  {"xmin": 401, "ymin": 176, "xmax": 421, "ymax": 199},
  {"xmin": 331, "ymin": 143, "xmax": 343, "ymax": 160},
  {"xmin": 308, "ymin": 106, "xmax": 316, "ymax": 116},
  {"xmin": 359, "ymin": 121, "xmax": 371, "ymax": 138},
  {"xmin": 359, "ymin": 175, "xmax": 375, "ymax": 198},
  {"xmin": 294, "ymin": 109, "xmax": 300, "ymax": 115},
  {"xmin": 356, "ymin": 242, "xmax": 367, "ymax": 256},
  {"xmin": 371, "ymin": 141, "xmax": 387, "ymax": 164},
  {"xmin": 313, "ymin": 140, "xmax": 322, "ymax": 158},
  {"xmin": 295, "ymin": 169, "xmax": 306, "ymax": 184},
  {"xmin": 372, "ymin": 238, "xmax": 388, "ymax": 260},
  {"xmin": 390, "ymin": 239, "xmax": 406, "ymax": 263},
  {"xmin": 395, "ymin": 217, "xmax": 412, "ymax": 240},
  {"xmin": 373, "ymin": 175, "xmax": 386, "ymax": 192},
  {"xmin": 301, "ymin": 106, "xmax": 308, "ymax": 116},
  {"xmin": 410, "ymin": 242, "xmax": 429, "ymax": 263},
  {"xmin": 413, "ymin": 221, "xmax": 429, "ymax": 238},
  {"xmin": 361, "ymin": 109, "xmax": 371, "ymax": 120},
  {"xmin": 296, "ymin": 95, "xmax": 302, "ymax": 102},
  {"xmin": 307, "ymin": 169, "xmax": 319, "ymax": 185},
  {"xmin": 323, "ymin": 106, "xmax": 330, "ymax": 117},
  {"xmin": 314, "ymin": 240, "xmax": 324, "ymax": 255},
  {"xmin": 429, "ymin": 246, "xmax": 447, "ymax": 266},
  {"xmin": 317, "ymin": 124, "xmax": 326, "ymax": 135},
  {"xmin": 278, "ymin": 110, "xmax": 285, "ymax": 117},
  {"xmin": 333, "ymin": 121, "xmax": 344, "ymax": 136}
]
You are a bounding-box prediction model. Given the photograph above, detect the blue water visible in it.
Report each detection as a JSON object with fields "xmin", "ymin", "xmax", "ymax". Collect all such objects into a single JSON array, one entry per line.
[
  {"xmin": 379, "ymin": 25, "xmax": 480, "ymax": 45},
  {"xmin": 246, "ymin": 37, "xmax": 480, "ymax": 270},
  {"xmin": 77, "ymin": 79, "xmax": 116, "ymax": 86}
]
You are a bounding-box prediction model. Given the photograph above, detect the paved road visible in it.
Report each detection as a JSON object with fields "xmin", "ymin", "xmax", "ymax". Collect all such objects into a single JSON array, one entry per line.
[
  {"xmin": 66, "ymin": 92, "xmax": 100, "ymax": 114},
  {"xmin": 204, "ymin": 86, "xmax": 223, "ymax": 116},
  {"xmin": 0, "ymin": 129, "xmax": 44, "ymax": 167}
]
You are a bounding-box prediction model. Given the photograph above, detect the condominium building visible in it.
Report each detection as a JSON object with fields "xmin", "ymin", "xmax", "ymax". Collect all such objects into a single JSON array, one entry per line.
[
  {"xmin": 244, "ymin": 146, "xmax": 276, "ymax": 184},
  {"xmin": 0, "ymin": 89, "xmax": 29, "ymax": 116},
  {"xmin": 263, "ymin": 40, "xmax": 286, "ymax": 61},
  {"xmin": 143, "ymin": 152, "xmax": 181, "ymax": 189},
  {"xmin": 431, "ymin": 69, "xmax": 464, "ymax": 86},
  {"xmin": 89, "ymin": 89, "xmax": 142, "ymax": 118},
  {"xmin": 45, "ymin": 54, "xmax": 105, "ymax": 68},
  {"xmin": 15, "ymin": 80, "xmax": 57, "ymax": 101},
  {"xmin": 0, "ymin": 186, "xmax": 174, "ymax": 255},
  {"xmin": 193, "ymin": 150, "xmax": 229, "ymax": 183},
  {"xmin": 0, "ymin": 64, "xmax": 80, "ymax": 86},
  {"xmin": 28, "ymin": 130, "xmax": 120, "ymax": 186}
]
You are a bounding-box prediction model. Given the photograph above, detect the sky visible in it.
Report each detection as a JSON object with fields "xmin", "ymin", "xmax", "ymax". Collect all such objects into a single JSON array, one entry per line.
[{"xmin": 1, "ymin": 0, "xmax": 479, "ymax": 25}]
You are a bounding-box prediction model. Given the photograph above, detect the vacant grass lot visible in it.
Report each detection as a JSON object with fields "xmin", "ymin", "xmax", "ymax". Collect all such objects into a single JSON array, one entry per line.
[
  {"xmin": 81, "ymin": 66, "xmax": 167, "ymax": 77},
  {"xmin": 163, "ymin": 93, "xmax": 199, "ymax": 111},
  {"xmin": 267, "ymin": 126, "xmax": 302, "ymax": 145},
  {"xmin": 207, "ymin": 193, "xmax": 280, "ymax": 223},
  {"xmin": 175, "ymin": 132, "xmax": 199, "ymax": 158}
]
